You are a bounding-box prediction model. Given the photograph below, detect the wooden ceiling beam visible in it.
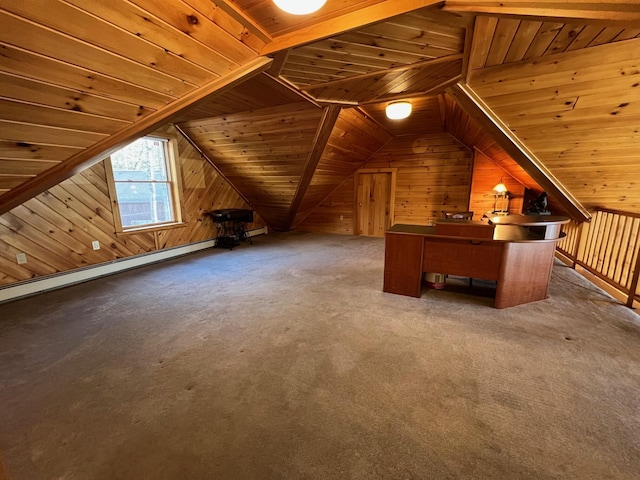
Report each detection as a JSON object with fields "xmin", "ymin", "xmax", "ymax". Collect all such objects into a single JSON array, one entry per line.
[
  {"xmin": 261, "ymin": 0, "xmax": 444, "ymax": 56},
  {"xmin": 0, "ymin": 56, "xmax": 273, "ymax": 216},
  {"xmin": 267, "ymin": 50, "xmax": 290, "ymax": 77},
  {"xmin": 302, "ymin": 54, "xmax": 464, "ymax": 93},
  {"xmin": 357, "ymin": 74, "xmax": 463, "ymax": 105},
  {"xmin": 263, "ymin": 73, "xmax": 322, "ymax": 108},
  {"xmin": 211, "ymin": 0, "xmax": 272, "ymax": 43},
  {"xmin": 447, "ymin": 82, "xmax": 591, "ymax": 222},
  {"xmin": 284, "ymin": 105, "xmax": 342, "ymax": 230},
  {"xmin": 443, "ymin": 0, "xmax": 640, "ymax": 23}
]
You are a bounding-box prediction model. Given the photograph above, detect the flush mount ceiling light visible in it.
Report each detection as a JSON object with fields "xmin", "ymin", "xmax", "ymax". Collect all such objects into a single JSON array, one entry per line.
[
  {"xmin": 385, "ymin": 101, "xmax": 412, "ymax": 120},
  {"xmin": 273, "ymin": 0, "xmax": 327, "ymax": 15}
]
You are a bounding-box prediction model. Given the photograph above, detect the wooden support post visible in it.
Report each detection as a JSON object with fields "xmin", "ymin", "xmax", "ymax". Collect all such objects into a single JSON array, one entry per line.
[
  {"xmin": 626, "ymin": 223, "xmax": 640, "ymax": 308},
  {"xmin": 572, "ymin": 222, "xmax": 585, "ymax": 269}
]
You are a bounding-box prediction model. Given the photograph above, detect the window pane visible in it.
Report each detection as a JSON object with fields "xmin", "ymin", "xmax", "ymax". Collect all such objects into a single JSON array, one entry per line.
[
  {"xmin": 115, "ymin": 182, "xmax": 173, "ymax": 228},
  {"xmin": 111, "ymin": 138, "xmax": 168, "ymax": 181}
]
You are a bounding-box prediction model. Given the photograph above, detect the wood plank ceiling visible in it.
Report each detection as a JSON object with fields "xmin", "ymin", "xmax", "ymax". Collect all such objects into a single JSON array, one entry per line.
[{"xmin": 1, "ymin": 0, "xmax": 640, "ymax": 228}]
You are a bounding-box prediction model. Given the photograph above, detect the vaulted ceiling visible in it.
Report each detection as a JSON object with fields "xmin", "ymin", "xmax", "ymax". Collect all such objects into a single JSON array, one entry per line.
[{"xmin": 1, "ymin": 0, "xmax": 639, "ymax": 230}]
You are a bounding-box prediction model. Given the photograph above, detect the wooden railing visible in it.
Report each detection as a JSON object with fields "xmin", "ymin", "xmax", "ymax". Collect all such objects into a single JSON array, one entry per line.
[{"xmin": 557, "ymin": 208, "xmax": 640, "ymax": 308}]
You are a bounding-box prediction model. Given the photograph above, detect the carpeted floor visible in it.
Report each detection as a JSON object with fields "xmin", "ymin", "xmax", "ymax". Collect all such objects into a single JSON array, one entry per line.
[{"xmin": 0, "ymin": 231, "xmax": 639, "ymax": 480}]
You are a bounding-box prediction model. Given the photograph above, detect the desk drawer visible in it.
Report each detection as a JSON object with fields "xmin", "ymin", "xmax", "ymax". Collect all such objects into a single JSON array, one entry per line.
[{"xmin": 423, "ymin": 238, "xmax": 503, "ymax": 280}]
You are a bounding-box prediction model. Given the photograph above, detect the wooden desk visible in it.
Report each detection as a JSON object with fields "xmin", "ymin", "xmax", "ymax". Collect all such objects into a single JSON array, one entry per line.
[{"xmin": 383, "ymin": 216, "xmax": 569, "ymax": 308}]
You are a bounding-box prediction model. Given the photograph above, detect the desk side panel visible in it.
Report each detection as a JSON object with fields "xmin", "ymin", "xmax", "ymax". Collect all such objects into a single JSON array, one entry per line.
[
  {"xmin": 383, "ymin": 233, "xmax": 424, "ymax": 298},
  {"xmin": 495, "ymin": 241, "xmax": 556, "ymax": 308}
]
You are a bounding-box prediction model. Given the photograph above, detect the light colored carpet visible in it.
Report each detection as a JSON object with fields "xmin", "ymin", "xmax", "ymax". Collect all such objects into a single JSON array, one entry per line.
[{"xmin": 0, "ymin": 231, "xmax": 639, "ymax": 479}]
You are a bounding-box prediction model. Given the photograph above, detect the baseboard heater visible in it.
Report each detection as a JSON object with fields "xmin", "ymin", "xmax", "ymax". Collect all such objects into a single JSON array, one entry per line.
[{"xmin": 0, "ymin": 226, "xmax": 268, "ymax": 304}]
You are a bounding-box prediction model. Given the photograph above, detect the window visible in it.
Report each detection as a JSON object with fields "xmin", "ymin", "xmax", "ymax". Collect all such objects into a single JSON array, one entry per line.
[{"xmin": 105, "ymin": 136, "xmax": 183, "ymax": 232}]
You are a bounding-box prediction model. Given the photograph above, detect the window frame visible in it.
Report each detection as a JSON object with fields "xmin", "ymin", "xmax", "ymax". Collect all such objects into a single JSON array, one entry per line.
[{"xmin": 105, "ymin": 134, "xmax": 185, "ymax": 234}]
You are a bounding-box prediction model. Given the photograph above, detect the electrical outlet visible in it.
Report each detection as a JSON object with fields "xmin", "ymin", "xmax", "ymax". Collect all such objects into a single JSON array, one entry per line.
[
  {"xmin": 92, "ymin": 240, "xmax": 100, "ymax": 250},
  {"xmin": 16, "ymin": 252, "xmax": 27, "ymax": 265}
]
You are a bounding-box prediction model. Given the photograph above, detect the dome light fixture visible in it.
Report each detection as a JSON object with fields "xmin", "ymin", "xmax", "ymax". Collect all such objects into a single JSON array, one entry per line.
[
  {"xmin": 273, "ymin": 0, "xmax": 327, "ymax": 15},
  {"xmin": 385, "ymin": 101, "xmax": 412, "ymax": 120}
]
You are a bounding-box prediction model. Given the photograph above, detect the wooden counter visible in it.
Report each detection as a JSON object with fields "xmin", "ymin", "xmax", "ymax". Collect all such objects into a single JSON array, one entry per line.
[{"xmin": 383, "ymin": 216, "xmax": 569, "ymax": 308}]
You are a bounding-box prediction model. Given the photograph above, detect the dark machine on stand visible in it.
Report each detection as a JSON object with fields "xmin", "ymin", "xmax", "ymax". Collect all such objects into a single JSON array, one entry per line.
[
  {"xmin": 526, "ymin": 192, "xmax": 550, "ymax": 215},
  {"xmin": 204, "ymin": 209, "xmax": 253, "ymax": 249}
]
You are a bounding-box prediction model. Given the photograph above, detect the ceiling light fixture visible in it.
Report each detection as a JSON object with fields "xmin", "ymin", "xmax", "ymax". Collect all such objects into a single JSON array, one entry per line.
[
  {"xmin": 273, "ymin": 0, "xmax": 327, "ymax": 15},
  {"xmin": 385, "ymin": 101, "xmax": 412, "ymax": 120}
]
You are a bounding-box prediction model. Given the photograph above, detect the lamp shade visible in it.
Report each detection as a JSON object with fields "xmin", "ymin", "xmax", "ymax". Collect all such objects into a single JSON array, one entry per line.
[
  {"xmin": 385, "ymin": 101, "xmax": 412, "ymax": 120},
  {"xmin": 273, "ymin": 0, "xmax": 327, "ymax": 15},
  {"xmin": 493, "ymin": 182, "xmax": 507, "ymax": 193}
]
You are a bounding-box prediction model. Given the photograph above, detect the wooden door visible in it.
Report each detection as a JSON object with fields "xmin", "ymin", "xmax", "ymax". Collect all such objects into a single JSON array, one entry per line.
[{"xmin": 356, "ymin": 173, "xmax": 393, "ymax": 237}]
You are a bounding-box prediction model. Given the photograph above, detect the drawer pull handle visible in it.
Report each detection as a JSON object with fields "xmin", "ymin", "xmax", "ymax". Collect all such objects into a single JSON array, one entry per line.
[{"xmin": 470, "ymin": 240, "xmax": 483, "ymax": 245}]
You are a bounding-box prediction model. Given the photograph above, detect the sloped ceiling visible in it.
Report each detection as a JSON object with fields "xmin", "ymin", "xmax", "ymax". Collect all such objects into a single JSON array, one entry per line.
[
  {"xmin": 1, "ymin": 0, "xmax": 640, "ymax": 228},
  {"xmin": 179, "ymin": 101, "xmax": 326, "ymax": 228}
]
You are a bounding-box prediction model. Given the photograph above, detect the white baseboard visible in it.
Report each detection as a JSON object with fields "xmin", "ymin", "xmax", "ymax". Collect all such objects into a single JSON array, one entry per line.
[{"xmin": 0, "ymin": 226, "xmax": 268, "ymax": 304}]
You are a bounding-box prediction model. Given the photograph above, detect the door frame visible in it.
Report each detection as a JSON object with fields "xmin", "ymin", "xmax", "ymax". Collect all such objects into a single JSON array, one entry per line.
[{"xmin": 354, "ymin": 168, "xmax": 397, "ymax": 236}]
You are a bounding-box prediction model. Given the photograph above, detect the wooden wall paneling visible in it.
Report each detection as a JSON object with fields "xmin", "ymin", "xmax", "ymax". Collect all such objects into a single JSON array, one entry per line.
[
  {"xmin": 297, "ymin": 176, "xmax": 356, "ymax": 234},
  {"xmin": 293, "ymin": 107, "xmax": 392, "ymax": 227},
  {"xmin": 469, "ymin": 149, "xmax": 525, "ymax": 219},
  {"xmin": 123, "ymin": 0, "xmax": 261, "ymax": 64},
  {"xmin": 442, "ymin": 0, "xmax": 640, "ymax": 22},
  {"xmin": 156, "ymin": 127, "xmax": 266, "ymax": 249},
  {"xmin": 278, "ymin": 5, "xmax": 465, "ymax": 103},
  {"xmin": 0, "ymin": 121, "xmax": 108, "ymax": 150},
  {"xmin": 301, "ymin": 58, "xmax": 463, "ymax": 105},
  {"xmin": 565, "ymin": 25, "xmax": 606, "ymax": 51},
  {"xmin": 470, "ymin": 38, "xmax": 640, "ymax": 215},
  {"xmin": 0, "ymin": 214, "xmax": 80, "ymax": 273},
  {"xmin": 485, "ymin": 18, "xmax": 521, "ymax": 67},
  {"xmin": 0, "ymin": 57, "xmax": 272, "ymax": 216},
  {"xmin": 503, "ymin": 20, "xmax": 542, "ymax": 63},
  {"xmin": 285, "ymin": 105, "xmax": 342, "ymax": 228},
  {"xmin": 447, "ymin": 83, "xmax": 589, "ymax": 220},
  {"xmin": 0, "ymin": 99, "xmax": 131, "ymax": 134},
  {"xmin": 64, "ymin": 0, "xmax": 247, "ymax": 75},
  {"xmin": 260, "ymin": 0, "xmax": 443, "ymax": 55},
  {"xmin": 0, "ymin": 160, "xmax": 59, "ymax": 177},
  {"xmin": 363, "ymin": 133, "xmax": 473, "ymax": 225},
  {"xmin": 522, "ymin": 22, "xmax": 565, "ymax": 59},
  {"xmin": 0, "ymin": 141, "xmax": 79, "ymax": 163},
  {"xmin": 0, "ymin": 9, "xmax": 195, "ymax": 95},
  {"xmin": 0, "ymin": 72, "xmax": 153, "ymax": 122},
  {"xmin": 202, "ymin": 0, "xmax": 272, "ymax": 42},
  {"xmin": 172, "ymin": 73, "xmax": 309, "ymax": 123},
  {"xmin": 0, "ymin": 236, "xmax": 58, "ymax": 278},
  {"xmin": 0, "ymin": 122, "xmax": 268, "ymax": 287},
  {"xmin": 467, "ymin": 16, "xmax": 498, "ymax": 72},
  {"xmin": 178, "ymin": 101, "xmax": 324, "ymax": 229},
  {"xmin": 0, "ymin": 43, "xmax": 175, "ymax": 108},
  {"xmin": 545, "ymin": 24, "xmax": 585, "ymax": 55},
  {"xmin": 12, "ymin": 198, "xmax": 115, "ymax": 265}
]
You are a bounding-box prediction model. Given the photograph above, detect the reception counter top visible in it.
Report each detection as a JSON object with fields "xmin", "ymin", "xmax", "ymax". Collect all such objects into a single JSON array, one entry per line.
[{"xmin": 383, "ymin": 216, "xmax": 569, "ymax": 308}]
